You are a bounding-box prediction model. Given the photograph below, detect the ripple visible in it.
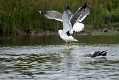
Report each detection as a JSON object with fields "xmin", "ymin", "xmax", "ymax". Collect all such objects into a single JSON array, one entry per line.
[{"xmin": 0, "ymin": 44, "xmax": 119, "ymax": 80}]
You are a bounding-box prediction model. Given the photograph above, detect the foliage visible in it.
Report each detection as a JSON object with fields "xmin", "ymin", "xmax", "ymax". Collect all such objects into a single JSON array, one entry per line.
[{"xmin": 0, "ymin": 0, "xmax": 118, "ymax": 36}]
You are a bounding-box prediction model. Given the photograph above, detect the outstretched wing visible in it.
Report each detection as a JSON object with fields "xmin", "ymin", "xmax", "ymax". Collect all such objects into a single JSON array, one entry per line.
[
  {"xmin": 62, "ymin": 10, "xmax": 73, "ymax": 34},
  {"xmin": 70, "ymin": 3, "xmax": 90, "ymax": 26},
  {"xmin": 39, "ymin": 10, "xmax": 63, "ymax": 22}
]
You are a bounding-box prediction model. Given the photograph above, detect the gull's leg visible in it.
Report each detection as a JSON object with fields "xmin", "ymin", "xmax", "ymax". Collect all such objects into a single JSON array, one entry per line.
[
  {"xmin": 69, "ymin": 41, "xmax": 72, "ymax": 46},
  {"xmin": 67, "ymin": 42, "xmax": 69, "ymax": 48},
  {"xmin": 67, "ymin": 42, "xmax": 71, "ymax": 49},
  {"xmin": 65, "ymin": 42, "xmax": 69, "ymax": 49},
  {"xmin": 68, "ymin": 41, "xmax": 72, "ymax": 48},
  {"xmin": 64, "ymin": 42, "xmax": 68, "ymax": 48}
]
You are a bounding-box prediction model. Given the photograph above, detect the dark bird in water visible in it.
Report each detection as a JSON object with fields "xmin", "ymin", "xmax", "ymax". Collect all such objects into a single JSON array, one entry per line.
[{"xmin": 85, "ymin": 50, "xmax": 108, "ymax": 58}]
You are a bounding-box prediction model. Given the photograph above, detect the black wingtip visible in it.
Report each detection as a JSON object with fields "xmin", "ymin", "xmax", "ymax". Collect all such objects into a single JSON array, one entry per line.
[
  {"xmin": 66, "ymin": 6, "xmax": 70, "ymax": 10},
  {"xmin": 81, "ymin": 2, "xmax": 90, "ymax": 9},
  {"xmin": 39, "ymin": 10, "xmax": 47, "ymax": 15}
]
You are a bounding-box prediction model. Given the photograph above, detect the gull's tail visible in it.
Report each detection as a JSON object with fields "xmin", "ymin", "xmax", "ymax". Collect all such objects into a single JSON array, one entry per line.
[{"xmin": 68, "ymin": 36, "xmax": 78, "ymax": 42}]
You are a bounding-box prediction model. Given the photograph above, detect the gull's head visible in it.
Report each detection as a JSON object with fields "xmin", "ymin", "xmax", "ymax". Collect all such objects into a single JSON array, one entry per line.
[
  {"xmin": 58, "ymin": 30, "xmax": 63, "ymax": 35},
  {"xmin": 58, "ymin": 29, "xmax": 65, "ymax": 39},
  {"xmin": 58, "ymin": 30, "xmax": 66, "ymax": 41}
]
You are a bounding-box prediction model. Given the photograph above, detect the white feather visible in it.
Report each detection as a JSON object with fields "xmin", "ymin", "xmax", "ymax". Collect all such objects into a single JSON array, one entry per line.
[
  {"xmin": 58, "ymin": 30, "xmax": 78, "ymax": 42},
  {"xmin": 73, "ymin": 22, "xmax": 84, "ymax": 32}
]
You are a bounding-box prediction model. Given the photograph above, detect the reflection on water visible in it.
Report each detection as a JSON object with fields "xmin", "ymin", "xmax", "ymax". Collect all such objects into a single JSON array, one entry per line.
[{"xmin": 0, "ymin": 44, "xmax": 119, "ymax": 80}]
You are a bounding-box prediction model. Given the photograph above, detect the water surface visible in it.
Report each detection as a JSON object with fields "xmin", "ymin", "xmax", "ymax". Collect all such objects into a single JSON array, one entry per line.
[{"xmin": 0, "ymin": 44, "xmax": 119, "ymax": 80}]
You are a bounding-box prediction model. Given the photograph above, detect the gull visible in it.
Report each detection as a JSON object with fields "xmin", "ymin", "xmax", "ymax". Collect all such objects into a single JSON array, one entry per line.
[{"xmin": 39, "ymin": 3, "xmax": 90, "ymax": 46}]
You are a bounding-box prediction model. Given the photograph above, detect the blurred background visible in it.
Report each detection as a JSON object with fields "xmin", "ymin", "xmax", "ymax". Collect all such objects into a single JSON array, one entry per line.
[
  {"xmin": 0, "ymin": 0, "xmax": 119, "ymax": 46},
  {"xmin": 0, "ymin": 1, "xmax": 119, "ymax": 80},
  {"xmin": 0, "ymin": 0, "xmax": 118, "ymax": 36}
]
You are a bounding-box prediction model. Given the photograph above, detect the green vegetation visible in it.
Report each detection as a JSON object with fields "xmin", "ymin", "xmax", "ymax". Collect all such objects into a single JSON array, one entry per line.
[{"xmin": 0, "ymin": 0, "xmax": 119, "ymax": 36}]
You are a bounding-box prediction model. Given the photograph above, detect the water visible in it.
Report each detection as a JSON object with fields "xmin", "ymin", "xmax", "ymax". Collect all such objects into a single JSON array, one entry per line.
[{"xmin": 0, "ymin": 44, "xmax": 119, "ymax": 80}]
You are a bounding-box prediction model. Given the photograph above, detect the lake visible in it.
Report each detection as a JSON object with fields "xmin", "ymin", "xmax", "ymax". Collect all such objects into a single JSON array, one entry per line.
[{"xmin": 0, "ymin": 35, "xmax": 119, "ymax": 80}]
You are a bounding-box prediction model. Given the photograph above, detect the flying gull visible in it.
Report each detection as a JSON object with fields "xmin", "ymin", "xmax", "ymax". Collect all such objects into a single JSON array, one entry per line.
[{"xmin": 39, "ymin": 3, "xmax": 90, "ymax": 46}]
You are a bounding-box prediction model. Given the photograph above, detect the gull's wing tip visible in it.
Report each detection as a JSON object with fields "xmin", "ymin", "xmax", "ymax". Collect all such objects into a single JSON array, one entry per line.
[
  {"xmin": 38, "ymin": 10, "xmax": 63, "ymax": 22},
  {"xmin": 38, "ymin": 10, "xmax": 47, "ymax": 15}
]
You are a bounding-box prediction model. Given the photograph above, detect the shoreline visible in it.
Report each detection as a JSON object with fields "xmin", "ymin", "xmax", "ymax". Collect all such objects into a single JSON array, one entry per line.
[{"xmin": 1, "ymin": 31, "xmax": 119, "ymax": 37}]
